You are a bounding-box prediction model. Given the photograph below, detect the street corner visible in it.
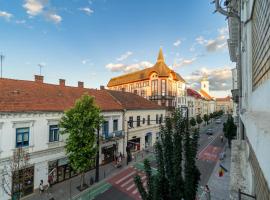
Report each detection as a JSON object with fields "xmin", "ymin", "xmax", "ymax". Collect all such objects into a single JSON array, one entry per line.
[{"xmin": 107, "ymin": 165, "xmax": 147, "ymax": 200}]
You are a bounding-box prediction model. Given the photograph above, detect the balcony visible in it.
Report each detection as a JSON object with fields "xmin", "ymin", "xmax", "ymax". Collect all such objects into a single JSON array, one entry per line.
[
  {"xmin": 102, "ymin": 130, "xmax": 124, "ymax": 141},
  {"xmin": 231, "ymin": 89, "xmax": 239, "ymax": 103}
]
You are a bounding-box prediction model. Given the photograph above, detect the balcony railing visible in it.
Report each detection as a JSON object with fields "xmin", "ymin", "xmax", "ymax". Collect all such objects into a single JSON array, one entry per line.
[
  {"xmin": 149, "ymin": 95, "xmax": 176, "ymax": 100},
  {"xmin": 102, "ymin": 130, "xmax": 124, "ymax": 141}
]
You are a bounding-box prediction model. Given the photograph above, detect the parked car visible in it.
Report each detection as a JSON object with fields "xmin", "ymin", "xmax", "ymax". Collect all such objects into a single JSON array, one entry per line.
[
  {"xmin": 215, "ymin": 119, "xmax": 221, "ymax": 124},
  {"xmin": 206, "ymin": 129, "xmax": 213, "ymax": 135}
]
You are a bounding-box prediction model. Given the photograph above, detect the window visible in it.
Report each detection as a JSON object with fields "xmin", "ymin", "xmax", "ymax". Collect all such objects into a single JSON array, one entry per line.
[
  {"xmin": 137, "ymin": 116, "xmax": 140, "ymax": 127},
  {"xmin": 151, "ymin": 80, "xmax": 158, "ymax": 96},
  {"xmin": 141, "ymin": 90, "xmax": 145, "ymax": 97},
  {"xmin": 142, "ymin": 118, "xmax": 145, "ymax": 124},
  {"xmin": 16, "ymin": 127, "xmax": 29, "ymax": 147},
  {"xmin": 156, "ymin": 114, "xmax": 159, "ymax": 124},
  {"xmin": 147, "ymin": 115, "xmax": 150, "ymax": 125},
  {"xmin": 49, "ymin": 125, "xmax": 59, "ymax": 142},
  {"xmin": 129, "ymin": 116, "xmax": 133, "ymax": 128},
  {"xmin": 161, "ymin": 80, "xmax": 166, "ymax": 96},
  {"xmin": 102, "ymin": 121, "xmax": 109, "ymax": 137},
  {"xmin": 113, "ymin": 119, "xmax": 118, "ymax": 131}
]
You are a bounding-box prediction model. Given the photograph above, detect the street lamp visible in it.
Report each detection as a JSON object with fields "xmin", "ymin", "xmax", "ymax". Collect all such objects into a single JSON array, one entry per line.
[
  {"xmin": 95, "ymin": 126, "xmax": 100, "ymax": 182},
  {"xmin": 181, "ymin": 106, "xmax": 189, "ymax": 132},
  {"xmin": 126, "ymin": 120, "xmax": 132, "ymax": 165}
]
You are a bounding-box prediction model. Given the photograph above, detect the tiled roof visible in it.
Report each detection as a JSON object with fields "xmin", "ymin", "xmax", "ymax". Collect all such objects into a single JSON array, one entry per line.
[
  {"xmin": 199, "ymin": 89, "xmax": 213, "ymax": 101},
  {"xmin": 216, "ymin": 96, "xmax": 232, "ymax": 101},
  {"xmin": 106, "ymin": 90, "xmax": 164, "ymax": 110},
  {"xmin": 0, "ymin": 78, "xmax": 164, "ymax": 113},
  {"xmin": 107, "ymin": 49, "xmax": 185, "ymax": 87},
  {"xmin": 187, "ymin": 88, "xmax": 202, "ymax": 99}
]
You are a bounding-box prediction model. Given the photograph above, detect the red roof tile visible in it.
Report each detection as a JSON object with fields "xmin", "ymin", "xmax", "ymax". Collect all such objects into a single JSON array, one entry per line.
[
  {"xmin": 187, "ymin": 88, "xmax": 202, "ymax": 99},
  {"xmin": 106, "ymin": 90, "xmax": 164, "ymax": 110},
  {"xmin": 216, "ymin": 96, "xmax": 232, "ymax": 101},
  {"xmin": 0, "ymin": 78, "xmax": 123, "ymax": 112},
  {"xmin": 199, "ymin": 89, "xmax": 213, "ymax": 101},
  {"xmin": 0, "ymin": 78, "xmax": 165, "ymax": 113}
]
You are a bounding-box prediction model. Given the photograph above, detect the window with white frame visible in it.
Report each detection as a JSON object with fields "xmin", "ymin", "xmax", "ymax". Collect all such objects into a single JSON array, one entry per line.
[
  {"xmin": 16, "ymin": 127, "xmax": 29, "ymax": 147},
  {"xmin": 49, "ymin": 125, "xmax": 59, "ymax": 142}
]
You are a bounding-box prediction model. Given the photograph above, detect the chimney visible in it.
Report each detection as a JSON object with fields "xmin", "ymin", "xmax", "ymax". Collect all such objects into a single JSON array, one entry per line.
[
  {"xmin": 78, "ymin": 81, "xmax": 84, "ymax": 88},
  {"xmin": 59, "ymin": 79, "xmax": 65, "ymax": 86},
  {"xmin": 100, "ymin": 85, "xmax": 105, "ymax": 90},
  {"xmin": 34, "ymin": 75, "xmax": 44, "ymax": 83}
]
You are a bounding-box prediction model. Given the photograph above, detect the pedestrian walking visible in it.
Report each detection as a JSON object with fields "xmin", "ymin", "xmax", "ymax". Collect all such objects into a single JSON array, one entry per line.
[
  {"xmin": 220, "ymin": 135, "xmax": 224, "ymax": 143},
  {"xmin": 39, "ymin": 180, "xmax": 44, "ymax": 194},
  {"xmin": 204, "ymin": 184, "xmax": 211, "ymax": 200}
]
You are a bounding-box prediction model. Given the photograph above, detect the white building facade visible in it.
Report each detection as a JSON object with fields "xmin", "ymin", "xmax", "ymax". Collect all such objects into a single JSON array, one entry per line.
[
  {"xmin": 218, "ymin": 0, "xmax": 270, "ymax": 198},
  {"xmin": 0, "ymin": 77, "xmax": 166, "ymax": 200}
]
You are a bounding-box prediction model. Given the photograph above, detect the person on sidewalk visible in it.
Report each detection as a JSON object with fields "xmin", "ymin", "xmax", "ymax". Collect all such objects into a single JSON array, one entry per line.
[
  {"xmin": 39, "ymin": 180, "xmax": 44, "ymax": 194},
  {"xmin": 204, "ymin": 184, "xmax": 211, "ymax": 200}
]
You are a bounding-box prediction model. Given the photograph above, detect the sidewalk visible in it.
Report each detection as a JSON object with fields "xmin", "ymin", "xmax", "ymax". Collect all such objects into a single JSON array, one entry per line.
[
  {"xmin": 203, "ymin": 145, "xmax": 231, "ymax": 200},
  {"xmin": 23, "ymin": 150, "xmax": 151, "ymax": 200}
]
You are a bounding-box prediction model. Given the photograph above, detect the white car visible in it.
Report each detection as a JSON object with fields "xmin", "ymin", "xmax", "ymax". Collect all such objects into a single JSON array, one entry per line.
[{"xmin": 216, "ymin": 119, "xmax": 221, "ymax": 124}]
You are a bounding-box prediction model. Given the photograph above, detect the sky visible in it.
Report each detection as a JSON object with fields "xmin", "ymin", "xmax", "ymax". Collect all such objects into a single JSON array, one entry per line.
[{"xmin": 0, "ymin": 0, "xmax": 234, "ymax": 97}]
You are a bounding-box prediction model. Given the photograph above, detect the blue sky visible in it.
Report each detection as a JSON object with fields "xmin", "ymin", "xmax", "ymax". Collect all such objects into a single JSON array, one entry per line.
[{"xmin": 0, "ymin": 0, "xmax": 233, "ymax": 97}]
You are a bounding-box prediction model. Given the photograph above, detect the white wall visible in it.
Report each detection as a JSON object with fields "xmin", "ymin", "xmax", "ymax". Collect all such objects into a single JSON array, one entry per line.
[{"xmin": 0, "ymin": 110, "xmax": 123, "ymax": 200}]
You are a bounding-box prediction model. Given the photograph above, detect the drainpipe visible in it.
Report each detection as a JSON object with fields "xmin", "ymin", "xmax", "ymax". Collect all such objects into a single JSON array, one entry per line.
[{"xmin": 214, "ymin": 0, "xmax": 244, "ymax": 140}]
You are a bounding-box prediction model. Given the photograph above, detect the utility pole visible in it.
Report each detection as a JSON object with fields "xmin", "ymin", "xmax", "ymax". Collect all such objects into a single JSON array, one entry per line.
[
  {"xmin": 0, "ymin": 53, "xmax": 5, "ymax": 78},
  {"xmin": 38, "ymin": 63, "xmax": 44, "ymax": 76}
]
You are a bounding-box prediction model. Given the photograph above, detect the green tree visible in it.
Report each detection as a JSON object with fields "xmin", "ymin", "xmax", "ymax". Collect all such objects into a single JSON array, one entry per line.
[
  {"xmin": 209, "ymin": 113, "xmax": 214, "ymax": 122},
  {"xmin": 60, "ymin": 94, "xmax": 103, "ymax": 190},
  {"xmin": 196, "ymin": 115, "xmax": 203, "ymax": 128},
  {"xmin": 134, "ymin": 109, "xmax": 200, "ymax": 200},
  {"xmin": 190, "ymin": 117, "xmax": 197, "ymax": 127},
  {"xmin": 223, "ymin": 115, "xmax": 237, "ymax": 148},
  {"xmin": 203, "ymin": 114, "xmax": 209, "ymax": 125}
]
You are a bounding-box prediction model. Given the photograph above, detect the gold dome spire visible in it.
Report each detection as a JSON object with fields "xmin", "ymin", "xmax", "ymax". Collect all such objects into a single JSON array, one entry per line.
[{"xmin": 157, "ymin": 48, "xmax": 165, "ymax": 63}]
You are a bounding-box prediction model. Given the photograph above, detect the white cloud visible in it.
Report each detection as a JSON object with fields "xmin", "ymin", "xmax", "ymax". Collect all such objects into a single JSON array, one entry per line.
[
  {"xmin": 46, "ymin": 13, "xmax": 62, "ymax": 24},
  {"xmin": 173, "ymin": 57, "xmax": 197, "ymax": 68},
  {"xmin": 116, "ymin": 51, "xmax": 133, "ymax": 61},
  {"xmin": 79, "ymin": 7, "xmax": 94, "ymax": 15},
  {"xmin": 106, "ymin": 61, "xmax": 153, "ymax": 73},
  {"xmin": 15, "ymin": 20, "xmax": 26, "ymax": 24},
  {"xmin": 23, "ymin": 0, "xmax": 45, "ymax": 16},
  {"xmin": 196, "ymin": 27, "xmax": 229, "ymax": 52},
  {"xmin": 184, "ymin": 66, "xmax": 232, "ymax": 91},
  {"xmin": 196, "ymin": 36, "xmax": 207, "ymax": 45},
  {"xmin": 173, "ymin": 39, "xmax": 181, "ymax": 47},
  {"xmin": 23, "ymin": 0, "xmax": 62, "ymax": 24},
  {"xmin": 0, "ymin": 11, "xmax": 13, "ymax": 20}
]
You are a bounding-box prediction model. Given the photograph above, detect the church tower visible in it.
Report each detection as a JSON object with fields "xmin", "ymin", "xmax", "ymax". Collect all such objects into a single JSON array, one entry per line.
[{"xmin": 201, "ymin": 75, "xmax": 209, "ymax": 94}]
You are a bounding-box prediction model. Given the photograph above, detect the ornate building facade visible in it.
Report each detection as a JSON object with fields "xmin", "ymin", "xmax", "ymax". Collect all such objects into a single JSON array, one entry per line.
[{"xmin": 107, "ymin": 49, "xmax": 186, "ymax": 109}]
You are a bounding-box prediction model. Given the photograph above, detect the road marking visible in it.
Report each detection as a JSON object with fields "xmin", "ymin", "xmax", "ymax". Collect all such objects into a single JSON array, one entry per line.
[
  {"xmin": 198, "ymin": 132, "xmax": 221, "ymax": 157},
  {"xmin": 121, "ymin": 174, "xmax": 145, "ymax": 188},
  {"xmin": 132, "ymin": 180, "xmax": 147, "ymax": 195},
  {"xmin": 126, "ymin": 183, "xmax": 136, "ymax": 191},
  {"xmin": 115, "ymin": 171, "xmax": 136, "ymax": 184}
]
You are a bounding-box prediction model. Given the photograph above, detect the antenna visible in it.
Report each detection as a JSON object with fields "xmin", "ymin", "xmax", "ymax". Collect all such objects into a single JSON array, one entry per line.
[
  {"xmin": 38, "ymin": 63, "xmax": 44, "ymax": 75},
  {"xmin": 0, "ymin": 53, "xmax": 5, "ymax": 78}
]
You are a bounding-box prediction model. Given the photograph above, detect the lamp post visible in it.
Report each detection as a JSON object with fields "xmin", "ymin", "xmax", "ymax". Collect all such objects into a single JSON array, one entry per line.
[
  {"xmin": 95, "ymin": 126, "xmax": 100, "ymax": 182},
  {"xmin": 181, "ymin": 106, "xmax": 189, "ymax": 132},
  {"xmin": 126, "ymin": 120, "xmax": 131, "ymax": 165}
]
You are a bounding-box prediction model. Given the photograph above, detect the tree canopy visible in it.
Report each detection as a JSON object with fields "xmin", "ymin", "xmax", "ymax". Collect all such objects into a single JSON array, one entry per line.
[
  {"xmin": 60, "ymin": 94, "xmax": 103, "ymax": 189},
  {"xmin": 134, "ymin": 109, "xmax": 200, "ymax": 200}
]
